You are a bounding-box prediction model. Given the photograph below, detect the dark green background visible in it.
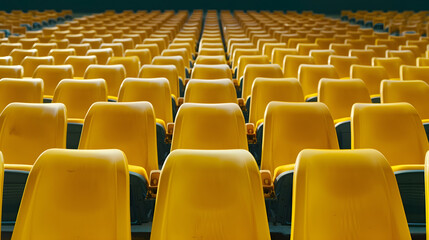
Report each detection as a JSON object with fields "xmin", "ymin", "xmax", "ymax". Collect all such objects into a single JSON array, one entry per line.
[{"xmin": 1, "ymin": 0, "xmax": 429, "ymax": 14}]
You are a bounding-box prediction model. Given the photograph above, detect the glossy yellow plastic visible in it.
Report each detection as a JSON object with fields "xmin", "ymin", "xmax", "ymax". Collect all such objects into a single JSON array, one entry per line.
[
  {"xmin": 242, "ymin": 64, "xmax": 283, "ymax": 100},
  {"xmin": 32, "ymin": 43, "xmax": 57, "ymax": 56},
  {"xmin": 261, "ymin": 102, "xmax": 338, "ymax": 179},
  {"xmin": 0, "ymin": 103, "xmax": 66, "ymax": 165},
  {"xmin": 53, "ymin": 79, "xmax": 107, "ymax": 121},
  {"xmin": 283, "ymin": 55, "xmax": 315, "ymax": 78},
  {"xmin": 162, "ymin": 48, "xmax": 192, "ymax": 68},
  {"xmin": 309, "ymin": 50, "xmax": 335, "ymax": 64},
  {"xmin": 351, "ymin": 65, "xmax": 389, "ymax": 96},
  {"xmin": 171, "ymin": 103, "xmax": 247, "ymax": 150},
  {"xmin": 0, "ymin": 56, "xmax": 12, "ymax": 65},
  {"xmin": 21, "ymin": 56, "xmax": 54, "ymax": 77},
  {"xmin": 79, "ymin": 102, "xmax": 158, "ymax": 175},
  {"xmin": 372, "ymin": 57, "xmax": 403, "ymax": 79},
  {"xmin": 291, "ymin": 149, "xmax": 411, "ymax": 240},
  {"xmin": 33, "ymin": 65, "xmax": 73, "ymax": 97},
  {"xmin": 107, "ymin": 56, "xmax": 141, "ymax": 78},
  {"xmin": 328, "ymin": 55, "xmax": 359, "ymax": 78},
  {"xmin": 272, "ymin": 48, "xmax": 299, "ymax": 66},
  {"xmin": 349, "ymin": 49, "xmax": 376, "ymax": 65},
  {"xmin": 11, "ymin": 148, "xmax": 131, "ymax": 240},
  {"xmin": 152, "ymin": 56, "xmax": 186, "ymax": 81},
  {"xmin": 139, "ymin": 65, "xmax": 180, "ymax": 99},
  {"xmin": 48, "ymin": 48, "xmax": 76, "ymax": 65},
  {"xmin": 86, "ymin": 48, "xmax": 113, "ymax": 65},
  {"xmin": 191, "ymin": 64, "xmax": 232, "ymax": 80},
  {"xmin": 298, "ymin": 64, "xmax": 338, "ymax": 98},
  {"xmin": 118, "ymin": 78, "xmax": 173, "ymax": 125},
  {"xmin": 84, "ymin": 64, "xmax": 126, "ymax": 99},
  {"xmin": 152, "ymin": 149, "xmax": 270, "ymax": 240},
  {"xmin": 249, "ymin": 78, "xmax": 304, "ymax": 126},
  {"xmin": 318, "ymin": 78, "xmax": 371, "ymax": 121},
  {"xmin": 194, "ymin": 55, "xmax": 227, "ymax": 65},
  {"xmin": 401, "ymin": 66, "xmax": 429, "ymax": 84},
  {"xmin": 387, "ymin": 50, "xmax": 416, "ymax": 66},
  {"xmin": 0, "ymin": 65, "xmax": 23, "ymax": 79},
  {"xmin": 10, "ymin": 49, "xmax": 38, "ymax": 65},
  {"xmin": 64, "ymin": 55, "xmax": 97, "ymax": 78},
  {"xmin": 352, "ymin": 103, "xmax": 429, "ymax": 165},
  {"xmin": 184, "ymin": 79, "xmax": 237, "ymax": 104},
  {"xmin": 125, "ymin": 49, "xmax": 152, "ymax": 65},
  {"xmin": 237, "ymin": 55, "xmax": 269, "ymax": 81},
  {"xmin": 0, "ymin": 78, "xmax": 43, "ymax": 112}
]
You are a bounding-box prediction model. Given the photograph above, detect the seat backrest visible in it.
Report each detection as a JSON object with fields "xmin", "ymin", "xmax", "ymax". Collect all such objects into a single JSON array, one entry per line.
[
  {"xmin": 0, "ymin": 65, "xmax": 23, "ymax": 79},
  {"xmin": 283, "ymin": 55, "xmax": 315, "ymax": 78},
  {"xmin": 310, "ymin": 49, "xmax": 335, "ymax": 64},
  {"xmin": 261, "ymin": 101, "xmax": 338, "ymax": 174},
  {"xmin": 53, "ymin": 79, "xmax": 107, "ymax": 120},
  {"xmin": 86, "ymin": 48, "xmax": 114, "ymax": 65},
  {"xmin": 237, "ymin": 55, "xmax": 269, "ymax": 81},
  {"xmin": 21, "ymin": 56, "xmax": 54, "ymax": 77},
  {"xmin": 298, "ymin": 64, "xmax": 339, "ymax": 98},
  {"xmin": 272, "ymin": 48, "xmax": 299, "ymax": 66},
  {"xmin": 171, "ymin": 103, "xmax": 247, "ymax": 150},
  {"xmin": 33, "ymin": 64, "xmax": 74, "ymax": 97},
  {"xmin": 242, "ymin": 64, "xmax": 283, "ymax": 100},
  {"xmin": 125, "ymin": 49, "xmax": 152, "ymax": 65},
  {"xmin": 118, "ymin": 78, "xmax": 173, "ymax": 124},
  {"xmin": 84, "ymin": 64, "xmax": 126, "ymax": 98},
  {"xmin": 381, "ymin": 80, "xmax": 429, "ymax": 120},
  {"xmin": 64, "ymin": 55, "xmax": 98, "ymax": 78},
  {"xmin": 48, "ymin": 48, "xmax": 76, "ymax": 65},
  {"xmin": 0, "ymin": 78, "xmax": 43, "ymax": 112},
  {"xmin": 387, "ymin": 50, "xmax": 416, "ymax": 66},
  {"xmin": 0, "ymin": 103, "xmax": 66, "ymax": 165},
  {"xmin": 372, "ymin": 57, "xmax": 402, "ymax": 79},
  {"xmin": 139, "ymin": 64, "xmax": 180, "ymax": 98},
  {"xmin": 401, "ymin": 66, "xmax": 429, "ymax": 84},
  {"xmin": 351, "ymin": 65, "xmax": 389, "ymax": 95},
  {"xmin": 152, "ymin": 56, "xmax": 186, "ymax": 80},
  {"xmin": 190, "ymin": 64, "xmax": 232, "ymax": 80},
  {"xmin": 10, "ymin": 49, "xmax": 38, "ymax": 65},
  {"xmin": 185, "ymin": 79, "xmax": 237, "ymax": 104},
  {"xmin": 352, "ymin": 102, "xmax": 429, "ymax": 165},
  {"xmin": 328, "ymin": 55, "xmax": 359, "ymax": 78},
  {"xmin": 291, "ymin": 149, "xmax": 411, "ymax": 240},
  {"xmin": 79, "ymin": 102, "xmax": 158, "ymax": 173},
  {"xmin": 151, "ymin": 149, "xmax": 270, "ymax": 240},
  {"xmin": 318, "ymin": 78, "xmax": 371, "ymax": 120},
  {"xmin": 249, "ymin": 78, "xmax": 304, "ymax": 125},
  {"xmin": 349, "ymin": 49, "xmax": 376, "ymax": 65},
  {"xmin": 107, "ymin": 56, "xmax": 141, "ymax": 78},
  {"xmin": 194, "ymin": 55, "xmax": 227, "ymax": 65},
  {"xmin": 11, "ymin": 148, "xmax": 131, "ymax": 240}
]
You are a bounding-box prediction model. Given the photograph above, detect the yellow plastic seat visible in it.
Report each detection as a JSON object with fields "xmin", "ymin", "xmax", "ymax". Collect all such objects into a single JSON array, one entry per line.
[
  {"xmin": 11, "ymin": 148, "xmax": 131, "ymax": 240},
  {"xmin": 376, "ymin": 39, "xmax": 399, "ymax": 50},
  {"xmin": 372, "ymin": 57, "xmax": 403, "ymax": 79},
  {"xmin": 263, "ymin": 43, "xmax": 287, "ymax": 61},
  {"xmin": 100, "ymin": 43, "xmax": 124, "ymax": 57},
  {"xmin": 84, "ymin": 64, "xmax": 126, "ymax": 100},
  {"xmin": 21, "ymin": 56, "xmax": 54, "ymax": 77},
  {"xmin": 113, "ymin": 38, "xmax": 135, "ymax": 50},
  {"xmin": 191, "ymin": 63, "xmax": 232, "ymax": 81},
  {"xmin": 139, "ymin": 65, "xmax": 180, "ymax": 99},
  {"xmin": 345, "ymin": 38, "xmax": 366, "ymax": 49},
  {"xmin": 67, "ymin": 43, "xmax": 91, "ymax": 56},
  {"xmin": 152, "ymin": 56, "xmax": 187, "ymax": 81},
  {"xmin": 171, "ymin": 103, "xmax": 247, "ymax": 150},
  {"xmin": 53, "ymin": 79, "xmax": 108, "ymax": 121},
  {"xmin": 261, "ymin": 101, "xmax": 338, "ymax": 179},
  {"xmin": 9, "ymin": 49, "xmax": 38, "ymax": 65},
  {"xmin": 417, "ymin": 57, "xmax": 429, "ymax": 67},
  {"xmin": 298, "ymin": 64, "xmax": 339, "ymax": 101},
  {"xmin": 329, "ymin": 43, "xmax": 352, "ymax": 56},
  {"xmin": 381, "ymin": 80, "xmax": 429, "ymax": 120},
  {"xmin": 249, "ymin": 78, "xmax": 304, "ymax": 127},
  {"xmin": 151, "ymin": 149, "xmax": 270, "ymax": 240},
  {"xmin": 142, "ymin": 38, "xmax": 165, "ymax": 52},
  {"xmin": 194, "ymin": 55, "xmax": 227, "ymax": 65},
  {"xmin": 107, "ymin": 56, "xmax": 141, "ymax": 78},
  {"xmin": 236, "ymin": 55, "xmax": 269, "ymax": 81},
  {"xmin": 242, "ymin": 64, "xmax": 283, "ymax": 101},
  {"xmin": 0, "ymin": 56, "xmax": 12, "ymax": 65},
  {"xmin": 64, "ymin": 55, "xmax": 97, "ymax": 78},
  {"xmin": 231, "ymin": 48, "xmax": 259, "ymax": 71},
  {"xmin": 387, "ymin": 50, "xmax": 416, "ymax": 66},
  {"xmin": 297, "ymin": 43, "xmax": 320, "ymax": 55},
  {"xmin": 48, "ymin": 48, "xmax": 76, "ymax": 65},
  {"xmin": 318, "ymin": 78, "xmax": 371, "ymax": 121},
  {"xmin": 349, "ymin": 49, "xmax": 375, "ymax": 65},
  {"xmin": 0, "ymin": 65, "xmax": 23, "ymax": 79},
  {"xmin": 118, "ymin": 78, "xmax": 173, "ymax": 126},
  {"xmin": 309, "ymin": 49, "xmax": 335, "ymax": 64},
  {"xmin": 184, "ymin": 79, "xmax": 237, "ymax": 104},
  {"xmin": 328, "ymin": 55, "xmax": 359, "ymax": 78},
  {"xmin": 161, "ymin": 48, "xmax": 192, "ymax": 67},
  {"xmin": 168, "ymin": 43, "xmax": 194, "ymax": 59},
  {"xmin": 272, "ymin": 48, "xmax": 299, "ymax": 66},
  {"xmin": 351, "ymin": 65, "xmax": 389, "ymax": 97},
  {"xmin": 0, "ymin": 43, "xmax": 22, "ymax": 56},
  {"xmin": 291, "ymin": 149, "xmax": 411, "ymax": 240},
  {"xmin": 283, "ymin": 55, "xmax": 315, "ymax": 78},
  {"xmin": 365, "ymin": 44, "xmax": 389, "ymax": 57},
  {"xmin": 33, "ymin": 65, "xmax": 73, "ymax": 99},
  {"xmin": 0, "ymin": 78, "xmax": 43, "ymax": 112},
  {"xmin": 401, "ymin": 66, "xmax": 429, "ymax": 84},
  {"xmin": 0, "ymin": 103, "xmax": 66, "ymax": 166},
  {"xmin": 86, "ymin": 48, "xmax": 114, "ymax": 65},
  {"xmin": 79, "ymin": 101, "xmax": 158, "ymax": 178},
  {"xmin": 32, "ymin": 43, "xmax": 57, "ymax": 56},
  {"xmin": 125, "ymin": 49, "xmax": 152, "ymax": 65},
  {"xmin": 352, "ymin": 102, "xmax": 428, "ymax": 166}
]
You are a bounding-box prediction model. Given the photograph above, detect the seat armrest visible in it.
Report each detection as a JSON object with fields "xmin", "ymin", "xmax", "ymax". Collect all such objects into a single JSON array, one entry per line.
[
  {"xmin": 237, "ymin": 98, "xmax": 245, "ymax": 110},
  {"xmin": 177, "ymin": 97, "xmax": 184, "ymax": 107},
  {"xmin": 246, "ymin": 123, "xmax": 256, "ymax": 143},
  {"xmin": 260, "ymin": 170, "xmax": 274, "ymax": 198},
  {"xmin": 166, "ymin": 122, "xmax": 174, "ymax": 143},
  {"xmin": 148, "ymin": 170, "xmax": 161, "ymax": 198}
]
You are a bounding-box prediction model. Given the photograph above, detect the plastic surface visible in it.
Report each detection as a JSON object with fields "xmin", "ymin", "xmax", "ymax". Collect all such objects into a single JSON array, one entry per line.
[
  {"xmin": 328, "ymin": 55, "xmax": 359, "ymax": 78},
  {"xmin": 0, "ymin": 78, "xmax": 43, "ymax": 112},
  {"xmin": 401, "ymin": 66, "xmax": 429, "ymax": 84},
  {"xmin": 33, "ymin": 64, "xmax": 73, "ymax": 97},
  {"xmin": 190, "ymin": 64, "xmax": 232, "ymax": 80},
  {"xmin": 298, "ymin": 64, "xmax": 338, "ymax": 97},
  {"xmin": 21, "ymin": 56, "xmax": 54, "ymax": 77},
  {"xmin": 372, "ymin": 57, "xmax": 402, "ymax": 79},
  {"xmin": 351, "ymin": 65, "xmax": 389, "ymax": 95},
  {"xmin": 151, "ymin": 149, "xmax": 270, "ymax": 240},
  {"xmin": 291, "ymin": 149, "xmax": 411, "ymax": 240},
  {"xmin": 283, "ymin": 55, "xmax": 315, "ymax": 78},
  {"xmin": 0, "ymin": 65, "xmax": 23, "ymax": 79},
  {"xmin": 171, "ymin": 103, "xmax": 247, "ymax": 150},
  {"xmin": 139, "ymin": 65, "xmax": 180, "ymax": 98},
  {"xmin": 107, "ymin": 56, "xmax": 141, "ymax": 78},
  {"xmin": 184, "ymin": 79, "xmax": 237, "ymax": 104},
  {"xmin": 11, "ymin": 149, "xmax": 131, "ymax": 240},
  {"xmin": 64, "ymin": 56, "xmax": 97, "ymax": 78},
  {"xmin": 242, "ymin": 64, "xmax": 283, "ymax": 100},
  {"xmin": 237, "ymin": 55, "xmax": 269, "ymax": 80},
  {"xmin": 152, "ymin": 56, "xmax": 186, "ymax": 81},
  {"xmin": 84, "ymin": 64, "xmax": 126, "ymax": 98}
]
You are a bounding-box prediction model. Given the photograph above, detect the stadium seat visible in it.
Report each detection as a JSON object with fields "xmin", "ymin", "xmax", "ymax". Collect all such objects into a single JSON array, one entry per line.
[
  {"xmin": 151, "ymin": 149, "xmax": 270, "ymax": 240},
  {"xmin": 191, "ymin": 63, "xmax": 232, "ymax": 82},
  {"xmin": 139, "ymin": 64, "xmax": 181, "ymax": 99},
  {"xmin": 291, "ymin": 149, "xmax": 411, "ymax": 240},
  {"xmin": 242, "ymin": 64, "xmax": 283, "ymax": 105},
  {"xmin": 33, "ymin": 64, "xmax": 73, "ymax": 100},
  {"xmin": 48, "ymin": 48, "xmax": 76, "ymax": 64},
  {"xmin": 272, "ymin": 48, "xmax": 299, "ymax": 66},
  {"xmin": 328, "ymin": 55, "xmax": 359, "ymax": 78},
  {"xmin": 152, "ymin": 56, "xmax": 187, "ymax": 82},
  {"xmin": 100, "ymin": 43, "xmax": 124, "ymax": 57},
  {"xmin": 329, "ymin": 43, "xmax": 352, "ymax": 56},
  {"xmin": 236, "ymin": 55, "xmax": 269, "ymax": 81},
  {"xmin": 372, "ymin": 57, "xmax": 403, "ymax": 79},
  {"xmin": 64, "ymin": 55, "xmax": 97, "ymax": 78},
  {"xmin": 84, "ymin": 64, "xmax": 126, "ymax": 101},
  {"xmin": 184, "ymin": 79, "xmax": 237, "ymax": 104},
  {"xmin": 78, "ymin": 101, "xmax": 158, "ymax": 223},
  {"xmin": 365, "ymin": 44, "xmax": 389, "ymax": 57},
  {"xmin": 310, "ymin": 50, "xmax": 335, "ymax": 64},
  {"xmin": 0, "ymin": 56, "xmax": 12, "ymax": 65},
  {"xmin": 0, "ymin": 78, "xmax": 43, "ymax": 112},
  {"xmin": 0, "ymin": 43, "xmax": 22, "ymax": 56},
  {"xmin": 387, "ymin": 50, "xmax": 416, "ymax": 66},
  {"xmin": 125, "ymin": 49, "xmax": 152, "ymax": 65},
  {"xmin": 400, "ymin": 66, "xmax": 429, "ymax": 84},
  {"xmin": 67, "ymin": 43, "xmax": 91, "ymax": 56},
  {"xmin": 298, "ymin": 64, "xmax": 338, "ymax": 101},
  {"xmin": 0, "ymin": 65, "xmax": 23, "ymax": 79},
  {"xmin": 86, "ymin": 48, "xmax": 114, "ymax": 65},
  {"xmin": 352, "ymin": 102, "xmax": 428, "ymax": 226},
  {"xmin": 9, "ymin": 49, "xmax": 38, "ymax": 65},
  {"xmin": 32, "ymin": 43, "xmax": 57, "ymax": 56},
  {"xmin": 349, "ymin": 49, "xmax": 375, "ymax": 65},
  {"xmin": 194, "ymin": 55, "xmax": 227, "ymax": 65},
  {"xmin": 351, "ymin": 65, "xmax": 389, "ymax": 101},
  {"xmin": 21, "ymin": 56, "xmax": 54, "ymax": 77},
  {"xmin": 283, "ymin": 55, "xmax": 315, "ymax": 78},
  {"xmin": 107, "ymin": 56, "xmax": 141, "ymax": 78},
  {"xmin": 11, "ymin": 148, "xmax": 131, "ymax": 240}
]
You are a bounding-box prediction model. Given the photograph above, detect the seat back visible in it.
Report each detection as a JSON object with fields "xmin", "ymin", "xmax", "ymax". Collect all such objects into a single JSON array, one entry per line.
[
  {"xmin": 107, "ymin": 56, "xmax": 141, "ymax": 78},
  {"xmin": 139, "ymin": 65, "xmax": 180, "ymax": 98},
  {"xmin": 12, "ymin": 149, "xmax": 131, "ymax": 240},
  {"xmin": 33, "ymin": 65, "xmax": 74, "ymax": 97},
  {"xmin": 372, "ymin": 57, "xmax": 402, "ymax": 79},
  {"xmin": 0, "ymin": 78, "xmax": 43, "ymax": 112},
  {"xmin": 283, "ymin": 55, "xmax": 315, "ymax": 78},
  {"xmin": 242, "ymin": 64, "xmax": 283, "ymax": 100},
  {"xmin": 237, "ymin": 55, "xmax": 269, "ymax": 81},
  {"xmin": 84, "ymin": 64, "xmax": 126, "ymax": 98},
  {"xmin": 352, "ymin": 102, "xmax": 429, "ymax": 165},
  {"xmin": 350, "ymin": 65, "xmax": 389, "ymax": 95},
  {"xmin": 328, "ymin": 55, "xmax": 359, "ymax": 78},
  {"xmin": 79, "ymin": 102, "xmax": 158, "ymax": 173},
  {"xmin": 0, "ymin": 65, "xmax": 23, "ymax": 79},
  {"xmin": 21, "ymin": 56, "xmax": 54, "ymax": 77},
  {"xmin": 261, "ymin": 102, "xmax": 338, "ymax": 175},
  {"xmin": 152, "ymin": 56, "xmax": 186, "ymax": 81},
  {"xmin": 185, "ymin": 79, "xmax": 237, "ymax": 104},
  {"xmin": 64, "ymin": 55, "xmax": 97, "ymax": 78},
  {"xmin": 0, "ymin": 103, "xmax": 66, "ymax": 165},
  {"xmin": 401, "ymin": 66, "xmax": 429, "ymax": 84},
  {"xmin": 171, "ymin": 103, "xmax": 247, "ymax": 150},
  {"xmin": 191, "ymin": 64, "xmax": 232, "ymax": 80},
  {"xmin": 291, "ymin": 149, "xmax": 411, "ymax": 240},
  {"xmin": 298, "ymin": 64, "xmax": 338, "ymax": 98}
]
